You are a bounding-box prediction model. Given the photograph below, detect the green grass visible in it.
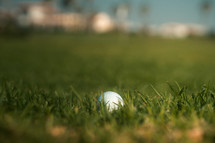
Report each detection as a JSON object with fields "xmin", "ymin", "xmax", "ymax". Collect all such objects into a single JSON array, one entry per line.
[{"xmin": 0, "ymin": 34, "xmax": 215, "ymax": 143}]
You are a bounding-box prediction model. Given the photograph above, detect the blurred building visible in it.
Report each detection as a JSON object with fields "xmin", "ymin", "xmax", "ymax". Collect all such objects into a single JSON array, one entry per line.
[
  {"xmin": 157, "ymin": 23, "xmax": 206, "ymax": 38},
  {"xmin": 17, "ymin": 2, "xmax": 86, "ymax": 31},
  {"xmin": 90, "ymin": 13, "xmax": 114, "ymax": 33},
  {"xmin": 17, "ymin": 2, "xmax": 56, "ymax": 27}
]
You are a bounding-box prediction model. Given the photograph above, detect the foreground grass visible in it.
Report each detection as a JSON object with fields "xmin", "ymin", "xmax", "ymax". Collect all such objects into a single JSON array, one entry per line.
[{"xmin": 0, "ymin": 34, "xmax": 215, "ymax": 142}]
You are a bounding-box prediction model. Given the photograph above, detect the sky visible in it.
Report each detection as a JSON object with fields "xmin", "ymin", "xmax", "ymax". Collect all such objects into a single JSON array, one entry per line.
[{"xmin": 1, "ymin": 0, "xmax": 215, "ymax": 30}]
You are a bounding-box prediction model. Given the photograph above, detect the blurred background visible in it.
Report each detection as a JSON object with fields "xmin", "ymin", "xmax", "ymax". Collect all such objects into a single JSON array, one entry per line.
[
  {"xmin": 0, "ymin": 0, "xmax": 215, "ymax": 37},
  {"xmin": 0, "ymin": 0, "xmax": 215, "ymax": 93}
]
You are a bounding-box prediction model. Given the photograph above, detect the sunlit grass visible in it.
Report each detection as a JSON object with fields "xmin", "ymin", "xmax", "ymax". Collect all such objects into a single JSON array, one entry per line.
[{"xmin": 0, "ymin": 34, "xmax": 215, "ymax": 142}]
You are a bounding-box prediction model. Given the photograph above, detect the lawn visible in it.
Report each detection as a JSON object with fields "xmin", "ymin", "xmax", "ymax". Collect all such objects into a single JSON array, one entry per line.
[{"xmin": 0, "ymin": 34, "xmax": 215, "ymax": 143}]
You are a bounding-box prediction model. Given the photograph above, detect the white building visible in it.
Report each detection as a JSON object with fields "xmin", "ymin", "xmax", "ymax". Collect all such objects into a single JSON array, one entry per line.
[
  {"xmin": 91, "ymin": 13, "xmax": 114, "ymax": 33},
  {"xmin": 18, "ymin": 2, "xmax": 56, "ymax": 26},
  {"xmin": 41, "ymin": 13, "xmax": 86, "ymax": 31},
  {"xmin": 158, "ymin": 23, "xmax": 206, "ymax": 38},
  {"xmin": 17, "ymin": 2, "xmax": 86, "ymax": 31}
]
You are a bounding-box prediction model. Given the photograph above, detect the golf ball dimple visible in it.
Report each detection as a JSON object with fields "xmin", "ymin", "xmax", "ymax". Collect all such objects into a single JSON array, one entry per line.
[{"xmin": 98, "ymin": 91, "xmax": 124, "ymax": 111}]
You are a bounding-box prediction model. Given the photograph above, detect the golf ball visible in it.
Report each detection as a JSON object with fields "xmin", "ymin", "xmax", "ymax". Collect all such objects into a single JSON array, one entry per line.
[{"xmin": 98, "ymin": 91, "xmax": 124, "ymax": 111}]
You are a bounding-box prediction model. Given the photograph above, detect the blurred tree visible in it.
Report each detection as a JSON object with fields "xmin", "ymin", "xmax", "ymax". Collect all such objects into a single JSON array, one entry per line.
[
  {"xmin": 201, "ymin": 0, "xmax": 212, "ymax": 12},
  {"xmin": 199, "ymin": 0, "xmax": 213, "ymax": 30},
  {"xmin": 116, "ymin": 4, "xmax": 130, "ymax": 19},
  {"xmin": 59, "ymin": 0, "xmax": 95, "ymax": 13},
  {"xmin": 61, "ymin": 0, "xmax": 75, "ymax": 7},
  {"xmin": 113, "ymin": 3, "xmax": 130, "ymax": 31},
  {"xmin": 139, "ymin": 1, "xmax": 150, "ymax": 34},
  {"xmin": 140, "ymin": 3, "xmax": 150, "ymax": 25}
]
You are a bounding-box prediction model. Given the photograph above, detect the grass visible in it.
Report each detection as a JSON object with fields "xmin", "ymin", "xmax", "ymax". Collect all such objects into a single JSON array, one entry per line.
[{"xmin": 0, "ymin": 33, "xmax": 215, "ymax": 142}]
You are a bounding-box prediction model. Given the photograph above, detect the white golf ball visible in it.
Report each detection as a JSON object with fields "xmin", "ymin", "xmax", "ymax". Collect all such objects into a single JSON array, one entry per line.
[{"xmin": 98, "ymin": 91, "xmax": 124, "ymax": 111}]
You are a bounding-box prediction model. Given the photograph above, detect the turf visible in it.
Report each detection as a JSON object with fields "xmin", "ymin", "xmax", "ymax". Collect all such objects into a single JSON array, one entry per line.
[{"xmin": 0, "ymin": 34, "xmax": 215, "ymax": 143}]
